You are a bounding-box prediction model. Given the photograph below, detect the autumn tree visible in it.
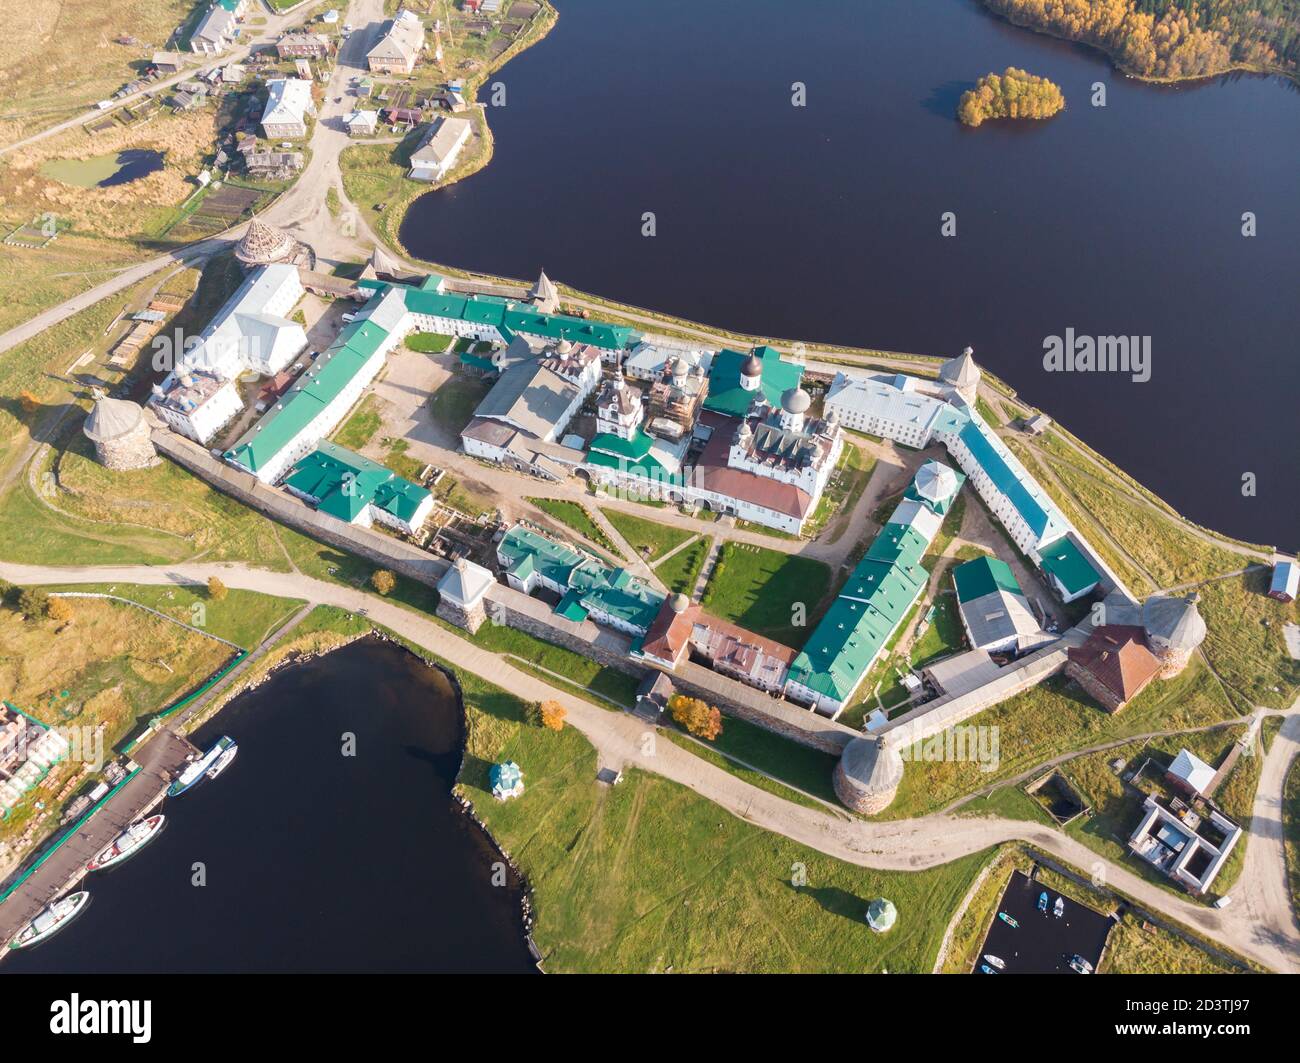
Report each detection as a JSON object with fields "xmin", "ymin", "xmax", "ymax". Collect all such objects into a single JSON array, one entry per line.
[
  {"xmin": 537, "ymin": 700, "xmax": 567, "ymax": 731},
  {"xmin": 669, "ymin": 694, "xmax": 723, "ymax": 742},
  {"xmin": 47, "ymin": 597, "xmax": 75, "ymax": 624},
  {"xmin": 958, "ymin": 67, "xmax": 1065, "ymax": 127},
  {"xmin": 371, "ymin": 569, "xmax": 396, "ymax": 596},
  {"xmin": 207, "ymin": 576, "xmax": 228, "ymax": 601}
]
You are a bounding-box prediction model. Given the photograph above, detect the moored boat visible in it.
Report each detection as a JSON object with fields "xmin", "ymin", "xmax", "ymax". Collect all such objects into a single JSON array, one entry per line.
[
  {"xmin": 983, "ymin": 954, "xmax": 1005, "ymax": 970},
  {"xmin": 205, "ymin": 744, "xmax": 238, "ymax": 780},
  {"xmin": 167, "ymin": 736, "xmax": 235, "ymax": 797},
  {"xmin": 86, "ymin": 814, "xmax": 165, "ymax": 872},
  {"xmin": 9, "ymin": 891, "xmax": 90, "ymax": 950},
  {"xmin": 1053, "ymin": 897, "xmax": 1065, "ymax": 919},
  {"xmin": 997, "ymin": 911, "xmax": 1019, "ymax": 929},
  {"xmin": 1037, "ymin": 891, "xmax": 1049, "ymax": 913}
]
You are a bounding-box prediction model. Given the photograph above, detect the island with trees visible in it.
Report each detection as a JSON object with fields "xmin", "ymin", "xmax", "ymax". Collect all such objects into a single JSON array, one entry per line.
[{"xmin": 957, "ymin": 67, "xmax": 1066, "ymax": 127}]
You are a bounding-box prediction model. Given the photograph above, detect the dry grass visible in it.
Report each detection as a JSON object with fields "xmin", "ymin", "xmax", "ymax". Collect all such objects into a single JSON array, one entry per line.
[
  {"xmin": 0, "ymin": 1, "xmax": 194, "ymax": 145},
  {"xmin": 1, "ymin": 108, "xmax": 220, "ymax": 238}
]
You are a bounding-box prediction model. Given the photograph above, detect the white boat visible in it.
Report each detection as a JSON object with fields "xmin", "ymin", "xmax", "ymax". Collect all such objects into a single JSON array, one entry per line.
[
  {"xmin": 10, "ymin": 891, "xmax": 90, "ymax": 949},
  {"xmin": 206, "ymin": 744, "xmax": 237, "ymax": 780},
  {"xmin": 167, "ymin": 736, "xmax": 235, "ymax": 797},
  {"xmin": 86, "ymin": 814, "xmax": 165, "ymax": 872},
  {"xmin": 983, "ymin": 954, "xmax": 1006, "ymax": 970}
]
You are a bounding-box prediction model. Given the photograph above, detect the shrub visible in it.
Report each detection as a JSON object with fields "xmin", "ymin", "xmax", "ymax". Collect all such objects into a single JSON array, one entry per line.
[{"xmin": 371, "ymin": 569, "xmax": 396, "ymax": 595}]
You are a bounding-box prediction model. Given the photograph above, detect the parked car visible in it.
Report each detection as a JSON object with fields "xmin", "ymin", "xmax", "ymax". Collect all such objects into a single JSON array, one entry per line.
[{"xmin": 341, "ymin": 312, "xmax": 357, "ymax": 323}]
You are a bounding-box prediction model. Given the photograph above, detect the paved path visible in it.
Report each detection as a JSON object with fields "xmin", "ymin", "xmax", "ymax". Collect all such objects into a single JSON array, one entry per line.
[{"xmin": 1, "ymin": 559, "xmax": 1295, "ymax": 972}]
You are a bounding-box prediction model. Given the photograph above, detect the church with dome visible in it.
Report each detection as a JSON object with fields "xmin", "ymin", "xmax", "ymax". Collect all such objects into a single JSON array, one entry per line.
[{"xmin": 584, "ymin": 343, "xmax": 843, "ymax": 534}]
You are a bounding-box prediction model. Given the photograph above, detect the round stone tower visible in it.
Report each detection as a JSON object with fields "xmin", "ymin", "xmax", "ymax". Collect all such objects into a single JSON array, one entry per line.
[
  {"xmin": 833, "ymin": 737, "xmax": 903, "ymax": 814},
  {"xmin": 1142, "ymin": 593, "xmax": 1207, "ymax": 677},
  {"xmin": 83, "ymin": 390, "xmax": 156, "ymax": 471}
]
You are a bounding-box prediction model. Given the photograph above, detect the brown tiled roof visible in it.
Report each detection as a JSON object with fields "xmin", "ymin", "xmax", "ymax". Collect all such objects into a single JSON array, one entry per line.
[
  {"xmin": 695, "ymin": 411, "xmax": 812, "ymax": 520},
  {"xmin": 1067, "ymin": 625, "xmax": 1161, "ymax": 703},
  {"xmin": 640, "ymin": 599, "xmax": 698, "ymax": 663}
]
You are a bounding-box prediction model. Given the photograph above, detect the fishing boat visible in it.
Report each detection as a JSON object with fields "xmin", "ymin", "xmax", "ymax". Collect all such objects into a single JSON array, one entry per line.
[
  {"xmin": 1037, "ymin": 891, "xmax": 1049, "ymax": 913},
  {"xmin": 85, "ymin": 814, "xmax": 164, "ymax": 872},
  {"xmin": 205, "ymin": 743, "xmax": 238, "ymax": 780},
  {"xmin": 1054, "ymin": 897, "xmax": 1065, "ymax": 919},
  {"xmin": 9, "ymin": 891, "xmax": 90, "ymax": 949},
  {"xmin": 997, "ymin": 911, "xmax": 1019, "ymax": 929},
  {"xmin": 167, "ymin": 736, "xmax": 235, "ymax": 797},
  {"xmin": 983, "ymin": 954, "xmax": 1006, "ymax": 970},
  {"xmin": 979, "ymin": 964, "xmax": 998, "ymax": 974}
]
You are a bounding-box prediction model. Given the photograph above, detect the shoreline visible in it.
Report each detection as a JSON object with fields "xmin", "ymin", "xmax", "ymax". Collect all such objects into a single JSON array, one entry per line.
[
  {"xmin": 178, "ymin": 624, "xmax": 541, "ymax": 968},
  {"xmin": 977, "ymin": 2, "xmax": 1298, "ymax": 90}
]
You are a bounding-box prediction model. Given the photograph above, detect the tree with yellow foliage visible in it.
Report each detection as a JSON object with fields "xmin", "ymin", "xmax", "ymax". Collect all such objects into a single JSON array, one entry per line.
[
  {"xmin": 669, "ymin": 694, "xmax": 723, "ymax": 742},
  {"xmin": 958, "ymin": 68, "xmax": 1065, "ymax": 127},
  {"xmin": 538, "ymin": 700, "xmax": 567, "ymax": 731}
]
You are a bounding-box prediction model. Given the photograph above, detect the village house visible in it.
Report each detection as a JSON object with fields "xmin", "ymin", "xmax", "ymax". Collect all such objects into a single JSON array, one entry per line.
[
  {"xmin": 408, "ymin": 116, "xmax": 472, "ymax": 182},
  {"xmin": 367, "ymin": 9, "xmax": 426, "ymax": 75},
  {"xmin": 261, "ymin": 78, "xmax": 316, "ymax": 140},
  {"xmin": 276, "ymin": 32, "xmax": 332, "ymax": 60},
  {"xmin": 189, "ymin": 0, "xmax": 248, "ymax": 56}
]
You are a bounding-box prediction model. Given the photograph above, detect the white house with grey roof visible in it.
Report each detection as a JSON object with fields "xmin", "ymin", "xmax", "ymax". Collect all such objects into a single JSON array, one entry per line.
[
  {"xmin": 367, "ymin": 10, "xmax": 426, "ymax": 74},
  {"xmin": 408, "ymin": 116, "xmax": 472, "ymax": 182},
  {"xmin": 190, "ymin": 1, "xmax": 247, "ymax": 55},
  {"xmin": 261, "ymin": 78, "xmax": 316, "ymax": 139}
]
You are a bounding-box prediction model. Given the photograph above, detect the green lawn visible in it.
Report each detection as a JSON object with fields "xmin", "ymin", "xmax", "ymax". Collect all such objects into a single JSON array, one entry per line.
[
  {"xmin": 332, "ymin": 394, "xmax": 383, "ymax": 451},
  {"xmin": 428, "ymin": 375, "xmax": 492, "ymax": 436},
  {"xmin": 654, "ymin": 537, "xmax": 709, "ymax": 596},
  {"xmin": 909, "ymin": 591, "xmax": 964, "ymax": 667},
  {"xmin": 471, "ymin": 620, "xmax": 639, "ymax": 709},
  {"xmin": 601, "ymin": 508, "xmax": 694, "ymax": 562},
  {"xmin": 406, "ymin": 332, "xmax": 454, "ymax": 354},
  {"xmin": 701, "ymin": 543, "xmax": 831, "ymax": 649},
  {"xmin": 527, "ymin": 498, "xmax": 621, "ymax": 559},
  {"xmin": 1285, "ymin": 754, "xmax": 1300, "ymax": 920},
  {"xmin": 804, "ymin": 441, "xmax": 875, "ymax": 540}
]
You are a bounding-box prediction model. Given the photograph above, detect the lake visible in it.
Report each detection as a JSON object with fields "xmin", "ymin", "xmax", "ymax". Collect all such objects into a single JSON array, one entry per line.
[
  {"xmin": 401, "ymin": 0, "xmax": 1300, "ymax": 547},
  {"xmin": 1, "ymin": 638, "xmax": 535, "ymax": 974}
]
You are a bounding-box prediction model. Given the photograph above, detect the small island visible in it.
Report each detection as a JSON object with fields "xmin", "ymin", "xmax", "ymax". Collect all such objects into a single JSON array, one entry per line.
[{"xmin": 957, "ymin": 67, "xmax": 1065, "ymax": 127}]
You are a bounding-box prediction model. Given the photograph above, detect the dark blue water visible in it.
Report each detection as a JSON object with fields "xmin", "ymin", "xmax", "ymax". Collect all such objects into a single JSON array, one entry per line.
[
  {"xmin": 401, "ymin": 0, "xmax": 1300, "ymax": 548},
  {"xmin": 1, "ymin": 638, "xmax": 534, "ymax": 973},
  {"xmin": 101, "ymin": 149, "xmax": 164, "ymax": 187}
]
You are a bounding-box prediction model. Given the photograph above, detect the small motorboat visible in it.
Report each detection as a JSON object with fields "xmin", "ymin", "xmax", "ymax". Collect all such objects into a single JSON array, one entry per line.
[
  {"xmin": 1069, "ymin": 954, "xmax": 1094, "ymax": 974},
  {"xmin": 997, "ymin": 911, "xmax": 1019, "ymax": 929},
  {"xmin": 983, "ymin": 954, "xmax": 1006, "ymax": 970},
  {"xmin": 1054, "ymin": 897, "xmax": 1065, "ymax": 919},
  {"xmin": 1037, "ymin": 891, "xmax": 1049, "ymax": 913},
  {"xmin": 979, "ymin": 963, "xmax": 998, "ymax": 974}
]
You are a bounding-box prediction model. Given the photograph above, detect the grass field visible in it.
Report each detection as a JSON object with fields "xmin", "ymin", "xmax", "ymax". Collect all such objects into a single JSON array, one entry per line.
[
  {"xmin": 654, "ymin": 536, "xmax": 709, "ymax": 596},
  {"xmin": 0, "ymin": 1, "xmax": 194, "ymax": 144},
  {"xmin": 601, "ymin": 508, "xmax": 693, "ymax": 562},
  {"xmin": 909, "ymin": 591, "xmax": 964, "ymax": 667},
  {"xmin": 1285, "ymin": 753, "xmax": 1300, "ymax": 920},
  {"xmin": 470, "ymin": 621, "xmax": 639, "ymax": 709},
  {"xmin": 332, "ymin": 394, "xmax": 384, "ymax": 451},
  {"xmin": 803, "ymin": 442, "xmax": 874, "ymax": 541},
  {"xmin": 883, "ymin": 658, "xmax": 1240, "ymax": 820},
  {"xmin": 1197, "ymin": 569, "xmax": 1300, "ymax": 710},
  {"xmin": 701, "ymin": 543, "xmax": 831, "ymax": 649},
  {"xmin": 427, "ymin": 374, "xmax": 491, "ymax": 436},
  {"xmin": 0, "ymin": 591, "xmax": 233, "ymax": 851},
  {"xmin": 406, "ymin": 332, "xmax": 454, "ymax": 354}
]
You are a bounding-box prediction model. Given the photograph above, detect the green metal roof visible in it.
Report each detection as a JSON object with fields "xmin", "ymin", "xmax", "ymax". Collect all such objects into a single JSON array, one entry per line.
[
  {"xmin": 498, "ymin": 525, "xmax": 665, "ymax": 632},
  {"xmin": 588, "ymin": 429, "xmax": 653, "ymax": 461},
  {"xmin": 282, "ymin": 441, "xmax": 430, "ymax": 525},
  {"xmin": 585, "ymin": 447, "xmax": 684, "ymax": 487},
  {"xmin": 952, "ymin": 555, "xmax": 1023, "ymax": 604},
  {"xmin": 225, "ymin": 304, "xmax": 393, "ymax": 475},
  {"xmin": 704, "ymin": 345, "xmax": 803, "ymax": 418},
  {"xmin": 1038, "ymin": 537, "xmax": 1099, "ymax": 596},
  {"xmin": 958, "ymin": 418, "xmax": 1058, "ymax": 538},
  {"xmin": 864, "ymin": 521, "xmax": 931, "ymax": 571},
  {"xmin": 788, "ymin": 559, "xmax": 924, "ymax": 701}
]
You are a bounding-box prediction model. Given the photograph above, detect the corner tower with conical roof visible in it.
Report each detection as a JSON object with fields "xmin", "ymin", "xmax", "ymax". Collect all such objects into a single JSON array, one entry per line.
[
  {"xmin": 83, "ymin": 389, "xmax": 156, "ymax": 471},
  {"xmin": 939, "ymin": 345, "xmax": 981, "ymax": 405}
]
